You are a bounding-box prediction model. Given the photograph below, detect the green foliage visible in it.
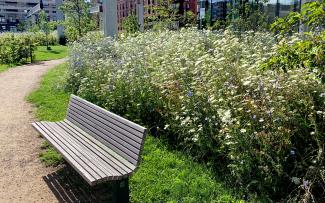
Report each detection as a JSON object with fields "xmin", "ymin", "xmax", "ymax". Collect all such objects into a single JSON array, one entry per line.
[
  {"xmin": 0, "ymin": 32, "xmax": 36, "ymax": 64},
  {"xmin": 59, "ymin": 0, "xmax": 96, "ymax": 42},
  {"xmin": 227, "ymin": 1, "xmax": 269, "ymax": 32},
  {"xmin": 271, "ymin": 0, "xmax": 325, "ymax": 35},
  {"xmin": 0, "ymin": 31, "xmax": 59, "ymax": 63},
  {"xmin": 181, "ymin": 11, "xmax": 197, "ymax": 27},
  {"xmin": 122, "ymin": 15, "xmax": 139, "ymax": 34},
  {"xmin": 38, "ymin": 11, "xmax": 57, "ymax": 49},
  {"xmin": 66, "ymin": 29, "xmax": 325, "ymax": 201},
  {"xmin": 131, "ymin": 136, "xmax": 241, "ymax": 203},
  {"xmin": 145, "ymin": 0, "xmax": 179, "ymax": 30}
]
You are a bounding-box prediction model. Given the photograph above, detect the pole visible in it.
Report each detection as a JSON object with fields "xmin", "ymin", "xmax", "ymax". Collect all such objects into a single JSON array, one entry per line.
[
  {"xmin": 136, "ymin": 0, "xmax": 144, "ymax": 32},
  {"xmin": 103, "ymin": 0, "xmax": 118, "ymax": 38},
  {"xmin": 210, "ymin": 0, "xmax": 213, "ymax": 26}
]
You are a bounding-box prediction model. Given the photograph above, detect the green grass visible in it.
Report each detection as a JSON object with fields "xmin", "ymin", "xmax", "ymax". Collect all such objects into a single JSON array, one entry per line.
[
  {"xmin": 34, "ymin": 45, "xmax": 69, "ymax": 62},
  {"xmin": 28, "ymin": 63, "xmax": 241, "ymax": 202},
  {"xmin": 0, "ymin": 64, "xmax": 10, "ymax": 73}
]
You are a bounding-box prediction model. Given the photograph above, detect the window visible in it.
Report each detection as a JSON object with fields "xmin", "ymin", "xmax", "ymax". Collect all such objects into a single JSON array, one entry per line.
[
  {"xmin": 9, "ymin": 16, "xmax": 16, "ymax": 22},
  {"xmin": 6, "ymin": 9, "xmax": 18, "ymax": 12},
  {"xmin": 10, "ymin": 26, "xmax": 17, "ymax": 32},
  {"xmin": 0, "ymin": 16, "xmax": 5, "ymax": 23}
]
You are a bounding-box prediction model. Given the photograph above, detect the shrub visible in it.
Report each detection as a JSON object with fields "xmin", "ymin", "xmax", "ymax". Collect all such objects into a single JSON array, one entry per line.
[
  {"xmin": 0, "ymin": 32, "xmax": 35, "ymax": 64},
  {"xmin": 66, "ymin": 29, "xmax": 325, "ymax": 201},
  {"xmin": 0, "ymin": 32, "xmax": 59, "ymax": 64}
]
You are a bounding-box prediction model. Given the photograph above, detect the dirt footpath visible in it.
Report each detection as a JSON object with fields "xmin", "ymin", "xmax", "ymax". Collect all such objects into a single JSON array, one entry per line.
[{"xmin": 0, "ymin": 59, "xmax": 65, "ymax": 203}]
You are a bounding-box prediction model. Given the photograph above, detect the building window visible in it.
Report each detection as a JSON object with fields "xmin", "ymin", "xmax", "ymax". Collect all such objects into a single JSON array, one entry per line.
[
  {"xmin": 0, "ymin": 16, "xmax": 5, "ymax": 23},
  {"xmin": 10, "ymin": 26, "xmax": 17, "ymax": 32}
]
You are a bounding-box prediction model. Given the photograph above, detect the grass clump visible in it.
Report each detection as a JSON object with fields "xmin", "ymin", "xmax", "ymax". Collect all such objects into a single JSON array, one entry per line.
[{"xmin": 28, "ymin": 62, "xmax": 240, "ymax": 202}]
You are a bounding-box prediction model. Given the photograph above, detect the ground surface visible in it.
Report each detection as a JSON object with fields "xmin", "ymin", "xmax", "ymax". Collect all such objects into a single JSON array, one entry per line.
[{"xmin": 0, "ymin": 59, "xmax": 65, "ymax": 202}]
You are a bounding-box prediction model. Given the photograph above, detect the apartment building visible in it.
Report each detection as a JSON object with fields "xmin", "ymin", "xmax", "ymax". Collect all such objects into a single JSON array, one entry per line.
[
  {"xmin": 198, "ymin": 0, "xmax": 313, "ymax": 24},
  {"xmin": 0, "ymin": 0, "xmax": 56, "ymax": 32}
]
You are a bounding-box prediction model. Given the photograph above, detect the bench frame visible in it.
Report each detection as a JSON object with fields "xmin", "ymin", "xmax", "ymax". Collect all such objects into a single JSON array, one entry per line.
[{"xmin": 32, "ymin": 95, "xmax": 147, "ymax": 203}]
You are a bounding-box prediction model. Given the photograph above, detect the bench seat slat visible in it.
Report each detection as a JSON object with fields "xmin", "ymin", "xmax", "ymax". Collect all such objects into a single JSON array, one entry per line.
[
  {"xmin": 58, "ymin": 121, "xmax": 135, "ymax": 174},
  {"xmin": 67, "ymin": 113, "xmax": 139, "ymax": 165},
  {"xmin": 43, "ymin": 122, "xmax": 121, "ymax": 179},
  {"xmin": 71, "ymin": 95, "xmax": 146, "ymax": 134},
  {"xmin": 62, "ymin": 120, "xmax": 136, "ymax": 171},
  {"xmin": 68, "ymin": 105, "xmax": 141, "ymax": 155},
  {"xmin": 38, "ymin": 122, "xmax": 109, "ymax": 180},
  {"xmin": 32, "ymin": 122, "xmax": 98, "ymax": 185},
  {"xmin": 69, "ymin": 102, "xmax": 143, "ymax": 147}
]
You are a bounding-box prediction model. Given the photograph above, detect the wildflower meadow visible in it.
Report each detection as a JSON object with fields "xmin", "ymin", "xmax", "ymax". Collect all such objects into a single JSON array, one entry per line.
[{"xmin": 65, "ymin": 29, "xmax": 325, "ymax": 201}]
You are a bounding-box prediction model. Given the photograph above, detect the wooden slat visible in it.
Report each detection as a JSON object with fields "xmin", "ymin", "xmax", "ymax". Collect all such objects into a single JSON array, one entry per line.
[
  {"xmin": 67, "ymin": 113, "xmax": 138, "ymax": 166},
  {"xmin": 56, "ymin": 121, "xmax": 134, "ymax": 176},
  {"xmin": 33, "ymin": 95, "xmax": 148, "ymax": 186},
  {"xmin": 70, "ymin": 99, "xmax": 145, "ymax": 142},
  {"xmin": 39, "ymin": 122, "xmax": 107, "ymax": 180},
  {"xmin": 68, "ymin": 105, "xmax": 141, "ymax": 154},
  {"xmin": 43, "ymin": 122, "xmax": 120, "ymax": 180},
  {"xmin": 63, "ymin": 119, "xmax": 136, "ymax": 171},
  {"xmin": 69, "ymin": 101, "xmax": 143, "ymax": 145},
  {"xmin": 70, "ymin": 95, "xmax": 146, "ymax": 134},
  {"xmin": 32, "ymin": 122, "xmax": 98, "ymax": 185}
]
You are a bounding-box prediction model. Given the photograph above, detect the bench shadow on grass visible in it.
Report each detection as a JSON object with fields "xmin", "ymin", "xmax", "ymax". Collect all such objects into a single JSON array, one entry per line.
[{"xmin": 43, "ymin": 165, "xmax": 112, "ymax": 203}]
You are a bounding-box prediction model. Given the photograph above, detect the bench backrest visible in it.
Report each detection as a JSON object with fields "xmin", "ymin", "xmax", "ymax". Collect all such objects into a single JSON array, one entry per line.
[{"xmin": 66, "ymin": 95, "xmax": 147, "ymax": 166}]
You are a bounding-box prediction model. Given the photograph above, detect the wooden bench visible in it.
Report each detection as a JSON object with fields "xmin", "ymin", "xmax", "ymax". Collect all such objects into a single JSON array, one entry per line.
[{"xmin": 32, "ymin": 95, "xmax": 147, "ymax": 203}]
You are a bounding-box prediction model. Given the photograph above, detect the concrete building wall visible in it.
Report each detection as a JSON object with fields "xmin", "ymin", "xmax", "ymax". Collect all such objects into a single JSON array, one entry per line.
[{"xmin": 0, "ymin": 0, "xmax": 57, "ymax": 32}]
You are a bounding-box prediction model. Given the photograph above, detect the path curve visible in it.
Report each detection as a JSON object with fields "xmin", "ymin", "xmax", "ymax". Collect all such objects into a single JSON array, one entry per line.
[{"xmin": 0, "ymin": 59, "xmax": 65, "ymax": 203}]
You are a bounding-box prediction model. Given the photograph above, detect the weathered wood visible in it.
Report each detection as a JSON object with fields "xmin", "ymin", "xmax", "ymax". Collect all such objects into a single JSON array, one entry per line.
[
  {"xmin": 67, "ymin": 95, "xmax": 147, "ymax": 166},
  {"xmin": 70, "ymin": 95, "xmax": 146, "ymax": 134},
  {"xmin": 32, "ymin": 94, "xmax": 147, "ymax": 187},
  {"xmin": 58, "ymin": 121, "xmax": 134, "ymax": 175}
]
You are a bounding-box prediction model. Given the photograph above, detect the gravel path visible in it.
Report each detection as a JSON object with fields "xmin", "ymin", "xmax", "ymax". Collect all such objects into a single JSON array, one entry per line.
[{"xmin": 0, "ymin": 59, "xmax": 65, "ymax": 203}]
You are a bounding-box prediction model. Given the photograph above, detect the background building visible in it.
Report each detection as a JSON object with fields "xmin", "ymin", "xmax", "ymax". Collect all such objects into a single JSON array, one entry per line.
[
  {"xmin": 198, "ymin": 0, "xmax": 314, "ymax": 25},
  {"xmin": 0, "ymin": 0, "xmax": 57, "ymax": 32}
]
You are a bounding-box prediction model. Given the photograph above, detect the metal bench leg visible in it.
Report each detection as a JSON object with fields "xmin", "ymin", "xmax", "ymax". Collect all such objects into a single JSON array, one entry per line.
[{"xmin": 112, "ymin": 178, "xmax": 129, "ymax": 203}]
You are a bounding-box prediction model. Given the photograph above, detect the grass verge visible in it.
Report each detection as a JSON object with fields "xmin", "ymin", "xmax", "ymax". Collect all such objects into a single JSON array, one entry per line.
[
  {"xmin": 34, "ymin": 45, "xmax": 69, "ymax": 62},
  {"xmin": 28, "ymin": 63, "xmax": 241, "ymax": 202},
  {"xmin": 0, "ymin": 64, "xmax": 10, "ymax": 73}
]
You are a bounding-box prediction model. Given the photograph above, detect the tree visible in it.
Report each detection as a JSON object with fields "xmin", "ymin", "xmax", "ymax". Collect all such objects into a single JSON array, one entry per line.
[
  {"xmin": 227, "ymin": 0, "xmax": 269, "ymax": 32},
  {"xmin": 271, "ymin": 0, "xmax": 325, "ymax": 35},
  {"xmin": 145, "ymin": 0, "xmax": 179, "ymax": 30},
  {"xmin": 60, "ymin": 0, "xmax": 96, "ymax": 42},
  {"xmin": 38, "ymin": 10, "xmax": 56, "ymax": 50}
]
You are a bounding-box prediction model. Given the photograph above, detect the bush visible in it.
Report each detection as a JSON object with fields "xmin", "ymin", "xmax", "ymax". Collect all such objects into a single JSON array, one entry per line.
[
  {"xmin": 0, "ymin": 32, "xmax": 59, "ymax": 64},
  {"xmin": 66, "ymin": 29, "xmax": 325, "ymax": 201},
  {"xmin": 0, "ymin": 32, "xmax": 35, "ymax": 64}
]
